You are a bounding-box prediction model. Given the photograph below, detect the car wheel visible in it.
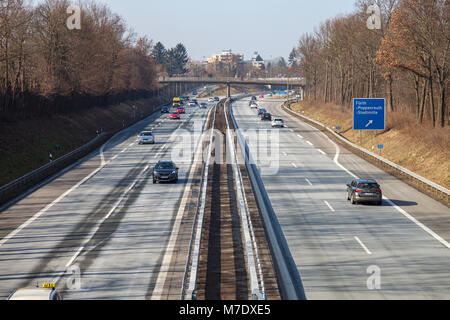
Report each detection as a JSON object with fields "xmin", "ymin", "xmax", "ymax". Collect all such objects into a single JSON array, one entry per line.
[
  {"xmin": 351, "ymin": 194, "xmax": 356, "ymax": 205},
  {"xmin": 377, "ymin": 201, "xmax": 382, "ymax": 206}
]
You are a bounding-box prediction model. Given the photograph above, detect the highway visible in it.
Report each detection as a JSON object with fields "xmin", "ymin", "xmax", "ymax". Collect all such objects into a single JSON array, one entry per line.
[
  {"xmin": 1, "ymin": 92, "xmax": 450, "ymax": 300},
  {"xmin": 231, "ymin": 96, "xmax": 450, "ymax": 300},
  {"xmin": 0, "ymin": 98, "xmax": 212, "ymax": 299}
]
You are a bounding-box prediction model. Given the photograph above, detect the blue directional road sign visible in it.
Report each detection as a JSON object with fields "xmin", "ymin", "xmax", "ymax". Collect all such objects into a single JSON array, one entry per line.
[{"xmin": 353, "ymin": 98, "xmax": 385, "ymax": 130}]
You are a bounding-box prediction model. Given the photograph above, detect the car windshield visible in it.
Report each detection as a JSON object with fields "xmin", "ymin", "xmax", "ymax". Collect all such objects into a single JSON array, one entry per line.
[
  {"xmin": 275, "ymin": 119, "xmax": 283, "ymax": 122},
  {"xmin": 357, "ymin": 183, "xmax": 379, "ymax": 190},
  {"xmin": 140, "ymin": 132, "xmax": 152, "ymax": 136},
  {"xmin": 155, "ymin": 162, "xmax": 175, "ymax": 170}
]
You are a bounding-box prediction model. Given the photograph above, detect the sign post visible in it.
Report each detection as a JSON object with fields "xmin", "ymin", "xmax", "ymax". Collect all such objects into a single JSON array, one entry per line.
[{"xmin": 378, "ymin": 144, "xmax": 384, "ymax": 156}]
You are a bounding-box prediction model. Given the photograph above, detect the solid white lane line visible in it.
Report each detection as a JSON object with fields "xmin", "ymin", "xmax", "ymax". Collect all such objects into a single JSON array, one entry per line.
[
  {"xmin": 305, "ymin": 178, "xmax": 313, "ymax": 186},
  {"xmin": 297, "ymin": 134, "xmax": 304, "ymax": 139},
  {"xmin": 306, "ymin": 141, "xmax": 314, "ymax": 146},
  {"xmin": 0, "ymin": 109, "xmax": 185, "ymax": 249},
  {"xmin": 0, "ymin": 163, "xmax": 106, "ymax": 248},
  {"xmin": 100, "ymin": 144, "xmax": 106, "ymax": 166},
  {"xmin": 281, "ymin": 102, "xmax": 450, "ymax": 250},
  {"xmin": 152, "ymin": 130, "xmax": 207, "ymax": 300},
  {"xmin": 291, "ymin": 162, "xmax": 297, "ymax": 168},
  {"xmin": 318, "ymin": 149, "xmax": 326, "ymax": 155},
  {"xmin": 354, "ymin": 236, "xmax": 372, "ymax": 255},
  {"xmin": 324, "ymin": 201, "xmax": 335, "ymax": 212},
  {"xmin": 383, "ymin": 197, "xmax": 450, "ymax": 249}
]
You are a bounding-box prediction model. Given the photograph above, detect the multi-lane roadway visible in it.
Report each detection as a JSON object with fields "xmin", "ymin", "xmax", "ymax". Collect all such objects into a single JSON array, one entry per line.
[
  {"xmin": 1, "ymin": 93, "xmax": 449, "ymax": 300},
  {"xmin": 0, "ymin": 98, "xmax": 212, "ymax": 299},
  {"xmin": 231, "ymin": 97, "xmax": 450, "ymax": 299}
]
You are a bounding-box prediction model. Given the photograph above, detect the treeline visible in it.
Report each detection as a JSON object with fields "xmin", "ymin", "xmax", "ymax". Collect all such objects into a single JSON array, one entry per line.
[
  {"xmin": 152, "ymin": 42, "xmax": 189, "ymax": 76},
  {"xmin": 294, "ymin": 0, "xmax": 448, "ymax": 127},
  {"xmin": 0, "ymin": 0, "xmax": 161, "ymax": 118}
]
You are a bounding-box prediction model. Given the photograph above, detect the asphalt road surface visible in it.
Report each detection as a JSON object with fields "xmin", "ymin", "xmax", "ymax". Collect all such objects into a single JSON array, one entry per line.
[
  {"xmin": 0, "ymin": 98, "xmax": 213, "ymax": 300},
  {"xmin": 231, "ymin": 97, "xmax": 450, "ymax": 300}
]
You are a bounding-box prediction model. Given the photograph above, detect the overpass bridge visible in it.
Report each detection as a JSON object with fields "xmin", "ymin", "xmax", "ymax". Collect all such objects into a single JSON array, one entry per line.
[{"xmin": 158, "ymin": 76, "xmax": 306, "ymax": 98}]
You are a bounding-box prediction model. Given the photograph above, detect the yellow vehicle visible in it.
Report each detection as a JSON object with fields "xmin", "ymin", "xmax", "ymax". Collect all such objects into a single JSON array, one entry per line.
[
  {"xmin": 173, "ymin": 97, "xmax": 181, "ymax": 107},
  {"xmin": 8, "ymin": 283, "xmax": 62, "ymax": 300}
]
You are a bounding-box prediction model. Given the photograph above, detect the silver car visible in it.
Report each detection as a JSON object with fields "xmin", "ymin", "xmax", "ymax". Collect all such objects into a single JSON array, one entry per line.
[
  {"xmin": 138, "ymin": 131, "xmax": 155, "ymax": 144},
  {"xmin": 271, "ymin": 118, "xmax": 284, "ymax": 128}
]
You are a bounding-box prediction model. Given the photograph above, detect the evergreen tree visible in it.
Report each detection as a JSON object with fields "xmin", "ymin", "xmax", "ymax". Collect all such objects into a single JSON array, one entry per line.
[
  {"xmin": 166, "ymin": 43, "xmax": 189, "ymax": 76},
  {"xmin": 152, "ymin": 42, "xmax": 167, "ymax": 66},
  {"xmin": 288, "ymin": 48, "xmax": 297, "ymax": 67}
]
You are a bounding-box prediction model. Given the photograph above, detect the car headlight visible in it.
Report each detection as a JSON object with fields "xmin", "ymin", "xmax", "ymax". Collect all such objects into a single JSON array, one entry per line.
[{"xmin": 171, "ymin": 170, "xmax": 177, "ymax": 175}]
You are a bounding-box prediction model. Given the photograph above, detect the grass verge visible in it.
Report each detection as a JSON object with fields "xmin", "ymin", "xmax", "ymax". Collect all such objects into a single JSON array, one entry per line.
[
  {"xmin": 289, "ymin": 100, "xmax": 449, "ymax": 189},
  {"xmin": 0, "ymin": 97, "xmax": 166, "ymax": 187}
]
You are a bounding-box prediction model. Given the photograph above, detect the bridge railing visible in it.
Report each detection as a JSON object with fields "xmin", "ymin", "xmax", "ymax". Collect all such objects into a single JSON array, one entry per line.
[{"xmin": 158, "ymin": 76, "xmax": 305, "ymax": 86}]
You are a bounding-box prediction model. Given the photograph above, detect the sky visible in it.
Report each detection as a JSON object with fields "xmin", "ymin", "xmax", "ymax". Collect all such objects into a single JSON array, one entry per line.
[{"xmin": 95, "ymin": 0, "xmax": 357, "ymax": 61}]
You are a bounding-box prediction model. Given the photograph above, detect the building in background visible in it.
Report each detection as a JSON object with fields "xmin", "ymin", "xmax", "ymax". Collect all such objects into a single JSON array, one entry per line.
[
  {"xmin": 251, "ymin": 52, "xmax": 265, "ymax": 70},
  {"xmin": 205, "ymin": 50, "xmax": 245, "ymax": 77},
  {"xmin": 207, "ymin": 49, "xmax": 244, "ymax": 65},
  {"xmin": 186, "ymin": 59, "xmax": 208, "ymax": 77}
]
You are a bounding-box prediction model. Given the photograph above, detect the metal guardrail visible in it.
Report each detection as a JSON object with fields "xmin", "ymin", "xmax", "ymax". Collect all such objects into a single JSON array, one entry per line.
[
  {"xmin": 224, "ymin": 98, "xmax": 265, "ymax": 300},
  {"xmin": 229, "ymin": 97, "xmax": 307, "ymax": 300},
  {"xmin": 0, "ymin": 133, "xmax": 111, "ymax": 206},
  {"xmin": 282, "ymin": 102, "xmax": 450, "ymax": 207},
  {"xmin": 158, "ymin": 76, "xmax": 306, "ymax": 87},
  {"xmin": 0, "ymin": 101, "xmax": 169, "ymax": 207},
  {"xmin": 184, "ymin": 102, "xmax": 217, "ymax": 300},
  {"xmin": 183, "ymin": 96, "xmax": 267, "ymax": 300}
]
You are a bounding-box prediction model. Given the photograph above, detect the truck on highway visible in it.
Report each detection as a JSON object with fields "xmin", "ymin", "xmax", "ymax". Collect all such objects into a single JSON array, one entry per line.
[{"xmin": 173, "ymin": 97, "xmax": 182, "ymax": 107}]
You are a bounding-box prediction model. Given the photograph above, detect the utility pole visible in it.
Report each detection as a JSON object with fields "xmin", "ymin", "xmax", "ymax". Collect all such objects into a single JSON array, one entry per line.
[{"xmin": 286, "ymin": 77, "xmax": 290, "ymax": 104}]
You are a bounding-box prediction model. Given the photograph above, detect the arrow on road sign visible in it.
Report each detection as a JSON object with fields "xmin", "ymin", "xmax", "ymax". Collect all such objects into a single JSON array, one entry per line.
[{"xmin": 365, "ymin": 120, "xmax": 373, "ymax": 128}]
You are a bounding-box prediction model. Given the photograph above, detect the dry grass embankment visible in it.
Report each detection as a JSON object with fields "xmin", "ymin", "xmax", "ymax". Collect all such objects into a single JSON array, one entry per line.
[
  {"xmin": 290, "ymin": 100, "xmax": 450, "ymax": 189},
  {"xmin": 0, "ymin": 97, "xmax": 166, "ymax": 187}
]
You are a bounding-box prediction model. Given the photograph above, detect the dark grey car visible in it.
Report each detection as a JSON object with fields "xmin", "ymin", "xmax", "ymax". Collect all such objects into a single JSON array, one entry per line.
[
  {"xmin": 347, "ymin": 179, "xmax": 382, "ymax": 205},
  {"xmin": 153, "ymin": 161, "xmax": 179, "ymax": 184}
]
